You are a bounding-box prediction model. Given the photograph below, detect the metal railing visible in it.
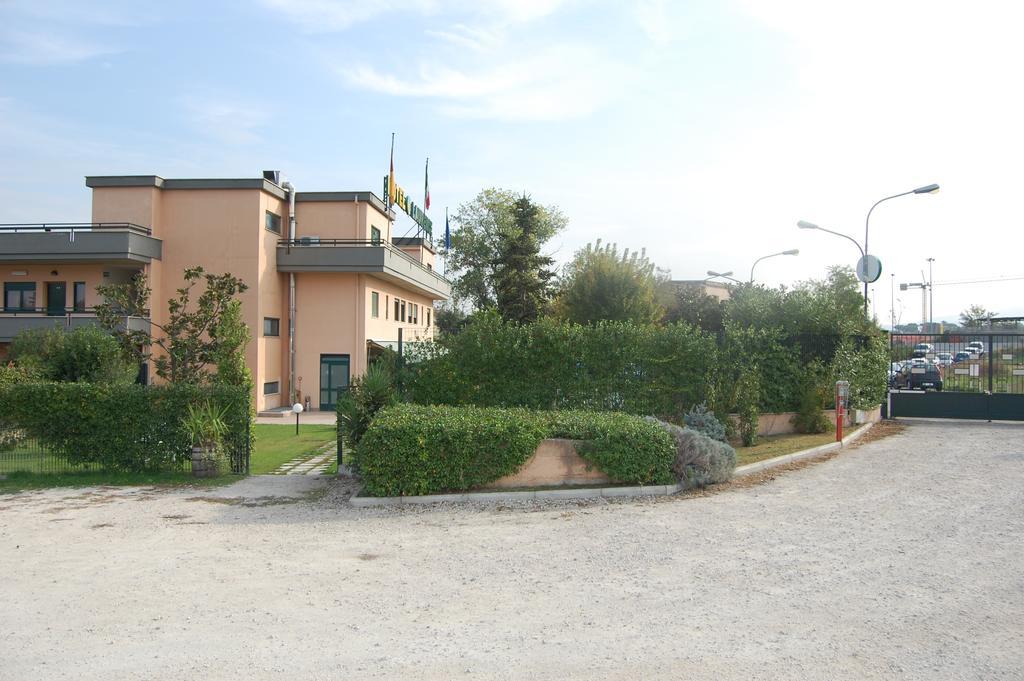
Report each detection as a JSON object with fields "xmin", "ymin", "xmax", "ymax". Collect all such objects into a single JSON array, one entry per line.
[
  {"xmin": 277, "ymin": 238, "xmax": 447, "ymax": 281},
  {"xmin": 0, "ymin": 307, "xmax": 150, "ymax": 317},
  {"xmin": 0, "ymin": 222, "xmax": 152, "ymax": 236}
]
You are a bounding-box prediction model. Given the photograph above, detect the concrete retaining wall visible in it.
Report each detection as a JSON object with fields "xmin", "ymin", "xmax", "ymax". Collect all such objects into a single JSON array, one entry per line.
[{"xmin": 487, "ymin": 438, "xmax": 609, "ymax": 489}]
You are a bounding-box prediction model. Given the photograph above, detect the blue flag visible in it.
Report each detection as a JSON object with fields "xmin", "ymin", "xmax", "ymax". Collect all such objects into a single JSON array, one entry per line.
[{"xmin": 445, "ymin": 208, "xmax": 451, "ymax": 251}]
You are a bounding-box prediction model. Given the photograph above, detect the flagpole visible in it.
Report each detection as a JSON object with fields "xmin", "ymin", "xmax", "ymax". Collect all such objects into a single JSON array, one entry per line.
[{"xmin": 388, "ymin": 132, "xmax": 395, "ymax": 242}]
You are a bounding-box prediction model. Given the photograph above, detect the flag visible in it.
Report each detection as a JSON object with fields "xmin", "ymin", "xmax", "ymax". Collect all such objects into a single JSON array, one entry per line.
[
  {"xmin": 445, "ymin": 207, "xmax": 450, "ymax": 251},
  {"xmin": 388, "ymin": 133, "xmax": 395, "ymax": 208},
  {"xmin": 424, "ymin": 157, "xmax": 431, "ymax": 210}
]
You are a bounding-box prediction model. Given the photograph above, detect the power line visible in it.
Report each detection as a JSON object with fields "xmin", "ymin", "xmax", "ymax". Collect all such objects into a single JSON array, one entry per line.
[{"xmin": 931, "ymin": 275, "xmax": 1024, "ymax": 287}]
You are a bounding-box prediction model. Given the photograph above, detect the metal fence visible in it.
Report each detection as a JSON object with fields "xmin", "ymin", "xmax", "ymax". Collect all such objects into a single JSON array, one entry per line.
[{"xmin": 0, "ymin": 417, "xmax": 251, "ymax": 477}]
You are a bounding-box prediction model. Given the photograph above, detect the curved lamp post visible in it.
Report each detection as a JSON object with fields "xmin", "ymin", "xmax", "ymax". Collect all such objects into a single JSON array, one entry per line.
[
  {"xmin": 797, "ymin": 220, "xmax": 864, "ymax": 257},
  {"xmin": 749, "ymin": 249, "xmax": 799, "ymax": 282},
  {"xmin": 862, "ymin": 184, "xmax": 940, "ymax": 315}
]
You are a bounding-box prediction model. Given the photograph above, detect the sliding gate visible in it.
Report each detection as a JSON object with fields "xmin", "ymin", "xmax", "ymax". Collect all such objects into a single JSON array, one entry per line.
[{"xmin": 889, "ymin": 333, "xmax": 1024, "ymax": 421}]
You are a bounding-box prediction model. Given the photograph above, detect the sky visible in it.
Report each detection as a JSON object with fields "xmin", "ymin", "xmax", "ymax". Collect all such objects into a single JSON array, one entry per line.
[{"xmin": 1, "ymin": 0, "xmax": 1022, "ymax": 327}]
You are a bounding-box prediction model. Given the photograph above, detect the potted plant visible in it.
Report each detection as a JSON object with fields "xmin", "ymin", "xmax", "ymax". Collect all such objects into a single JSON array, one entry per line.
[{"xmin": 183, "ymin": 402, "xmax": 229, "ymax": 478}]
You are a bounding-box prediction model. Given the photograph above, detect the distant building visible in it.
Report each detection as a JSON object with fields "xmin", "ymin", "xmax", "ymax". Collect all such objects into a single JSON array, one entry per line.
[{"xmin": 670, "ymin": 280, "xmax": 733, "ymax": 302}]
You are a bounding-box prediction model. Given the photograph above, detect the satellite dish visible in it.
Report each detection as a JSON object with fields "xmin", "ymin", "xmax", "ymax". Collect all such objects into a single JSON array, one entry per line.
[{"xmin": 856, "ymin": 255, "xmax": 882, "ymax": 283}]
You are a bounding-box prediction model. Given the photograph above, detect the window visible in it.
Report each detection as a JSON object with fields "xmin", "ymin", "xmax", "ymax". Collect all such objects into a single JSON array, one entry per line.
[
  {"xmin": 4, "ymin": 282, "xmax": 36, "ymax": 311},
  {"xmin": 263, "ymin": 381, "xmax": 280, "ymax": 395},
  {"xmin": 371, "ymin": 291, "xmax": 379, "ymax": 318},
  {"xmin": 73, "ymin": 282, "xmax": 86, "ymax": 311},
  {"xmin": 394, "ymin": 298, "xmax": 400, "ymax": 321},
  {"xmin": 263, "ymin": 317, "xmax": 280, "ymax": 337},
  {"xmin": 385, "ymin": 295, "xmax": 389, "ymax": 319},
  {"xmin": 411, "ymin": 303, "xmax": 418, "ymax": 324},
  {"xmin": 265, "ymin": 210, "xmax": 282, "ymax": 234},
  {"xmin": 427, "ymin": 309, "xmax": 431, "ymax": 327},
  {"xmin": 370, "ymin": 225, "xmax": 381, "ymax": 244},
  {"xmin": 400, "ymin": 300, "xmax": 406, "ymax": 323}
]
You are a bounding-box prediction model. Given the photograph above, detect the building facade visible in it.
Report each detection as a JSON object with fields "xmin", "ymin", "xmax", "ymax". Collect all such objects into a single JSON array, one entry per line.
[{"xmin": 0, "ymin": 172, "xmax": 450, "ymax": 412}]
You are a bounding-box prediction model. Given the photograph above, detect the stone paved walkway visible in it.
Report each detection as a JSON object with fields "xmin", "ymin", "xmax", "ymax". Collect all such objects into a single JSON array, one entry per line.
[{"xmin": 270, "ymin": 443, "xmax": 336, "ymax": 476}]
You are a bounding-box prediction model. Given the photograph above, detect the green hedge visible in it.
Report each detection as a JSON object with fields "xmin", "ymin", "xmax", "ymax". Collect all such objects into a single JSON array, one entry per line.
[
  {"xmin": 0, "ymin": 383, "xmax": 251, "ymax": 473},
  {"xmin": 357, "ymin": 404, "xmax": 676, "ymax": 496},
  {"xmin": 399, "ymin": 313, "xmax": 885, "ymax": 417},
  {"xmin": 403, "ymin": 313, "xmax": 716, "ymax": 417}
]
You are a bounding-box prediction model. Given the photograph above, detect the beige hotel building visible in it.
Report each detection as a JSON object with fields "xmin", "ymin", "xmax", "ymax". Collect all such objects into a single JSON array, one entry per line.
[{"xmin": 0, "ymin": 171, "xmax": 451, "ymax": 413}]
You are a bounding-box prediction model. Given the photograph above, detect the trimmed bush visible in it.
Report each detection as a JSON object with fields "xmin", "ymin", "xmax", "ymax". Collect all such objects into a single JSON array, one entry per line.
[
  {"xmin": 646, "ymin": 417, "xmax": 736, "ymax": 488},
  {"xmin": 0, "ymin": 383, "xmax": 250, "ymax": 472},
  {"xmin": 546, "ymin": 411, "xmax": 675, "ymax": 486},
  {"xmin": 683, "ymin": 402, "xmax": 727, "ymax": 442},
  {"xmin": 358, "ymin": 404, "xmax": 548, "ymax": 496},
  {"xmin": 357, "ymin": 404, "xmax": 676, "ymax": 496}
]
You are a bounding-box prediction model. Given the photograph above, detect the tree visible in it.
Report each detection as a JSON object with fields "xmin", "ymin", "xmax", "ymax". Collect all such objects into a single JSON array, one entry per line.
[
  {"xmin": 726, "ymin": 266, "xmax": 873, "ymax": 336},
  {"xmin": 209, "ymin": 300, "xmax": 253, "ymax": 389},
  {"xmin": 444, "ymin": 188, "xmax": 566, "ymax": 311},
  {"xmin": 960, "ymin": 304, "xmax": 996, "ymax": 328},
  {"xmin": 491, "ymin": 195, "xmax": 556, "ymax": 323},
  {"xmin": 95, "ymin": 266, "xmax": 249, "ymax": 384},
  {"xmin": 554, "ymin": 241, "xmax": 664, "ymax": 325},
  {"xmin": 663, "ymin": 284, "xmax": 726, "ymax": 333}
]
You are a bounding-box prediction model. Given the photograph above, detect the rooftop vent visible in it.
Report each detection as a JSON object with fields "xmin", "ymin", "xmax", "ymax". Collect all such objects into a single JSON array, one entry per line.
[{"xmin": 262, "ymin": 170, "xmax": 281, "ymax": 184}]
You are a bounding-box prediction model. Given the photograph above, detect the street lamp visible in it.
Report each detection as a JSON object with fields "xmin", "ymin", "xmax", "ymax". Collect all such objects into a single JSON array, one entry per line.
[
  {"xmin": 797, "ymin": 220, "xmax": 865, "ymax": 257},
  {"xmin": 705, "ymin": 270, "xmax": 741, "ymax": 283},
  {"xmin": 749, "ymin": 249, "xmax": 799, "ymax": 282},
  {"xmin": 863, "ymin": 183, "xmax": 940, "ymax": 316}
]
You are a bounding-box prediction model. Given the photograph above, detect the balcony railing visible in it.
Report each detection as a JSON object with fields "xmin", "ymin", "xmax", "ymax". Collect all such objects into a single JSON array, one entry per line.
[
  {"xmin": 276, "ymin": 238, "xmax": 451, "ymax": 298},
  {"xmin": 0, "ymin": 222, "xmax": 153, "ymax": 236},
  {"xmin": 0, "ymin": 308, "xmax": 150, "ymax": 341},
  {"xmin": 277, "ymin": 238, "xmax": 441, "ymax": 278},
  {"xmin": 0, "ymin": 223, "xmax": 161, "ymax": 264}
]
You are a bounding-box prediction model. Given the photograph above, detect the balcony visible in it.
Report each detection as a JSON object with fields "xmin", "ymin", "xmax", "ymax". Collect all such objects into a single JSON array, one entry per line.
[
  {"xmin": 0, "ymin": 223, "xmax": 162, "ymax": 265},
  {"xmin": 276, "ymin": 239, "xmax": 451, "ymax": 299},
  {"xmin": 0, "ymin": 309, "xmax": 150, "ymax": 342}
]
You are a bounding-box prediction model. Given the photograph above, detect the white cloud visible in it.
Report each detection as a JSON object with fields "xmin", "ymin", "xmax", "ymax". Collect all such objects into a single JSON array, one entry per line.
[
  {"xmin": 260, "ymin": 0, "xmax": 569, "ymax": 32},
  {"xmin": 180, "ymin": 97, "xmax": 271, "ymax": 145},
  {"xmin": 0, "ymin": 30, "xmax": 115, "ymax": 64},
  {"xmin": 343, "ymin": 45, "xmax": 623, "ymax": 120}
]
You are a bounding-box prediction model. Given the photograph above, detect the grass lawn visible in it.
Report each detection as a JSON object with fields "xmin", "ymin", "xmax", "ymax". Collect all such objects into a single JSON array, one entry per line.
[
  {"xmin": 251, "ymin": 424, "xmax": 337, "ymax": 475},
  {"xmin": 0, "ymin": 470, "xmax": 236, "ymax": 493},
  {"xmin": 734, "ymin": 431, "xmax": 838, "ymax": 467}
]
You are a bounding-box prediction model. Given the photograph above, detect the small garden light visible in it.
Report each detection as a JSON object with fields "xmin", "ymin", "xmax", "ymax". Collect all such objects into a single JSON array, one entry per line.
[{"xmin": 292, "ymin": 402, "xmax": 303, "ymax": 436}]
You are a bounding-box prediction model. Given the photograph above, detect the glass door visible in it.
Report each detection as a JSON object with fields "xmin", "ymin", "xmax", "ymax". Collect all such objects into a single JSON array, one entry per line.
[
  {"xmin": 46, "ymin": 282, "xmax": 66, "ymax": 316},
  {"xmin": 319, "ymin": 354, "xmax": 350, "ymax": 411}
]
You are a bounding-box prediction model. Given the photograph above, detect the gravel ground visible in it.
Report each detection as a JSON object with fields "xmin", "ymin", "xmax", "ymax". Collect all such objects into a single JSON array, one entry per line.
[{"xmin": 1, "ymin": 420, "xmax": 1022, "ymax": 680}]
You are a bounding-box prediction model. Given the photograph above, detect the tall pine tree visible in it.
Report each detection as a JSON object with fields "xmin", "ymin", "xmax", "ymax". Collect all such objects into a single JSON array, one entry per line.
[{"xmin": 492, "ymin": 195, "xmax": 555, "ymax": 323}]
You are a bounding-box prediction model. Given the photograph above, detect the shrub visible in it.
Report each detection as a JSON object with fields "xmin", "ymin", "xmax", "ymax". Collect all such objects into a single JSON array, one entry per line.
[
  {"xmin": 337, "ymin": 363, "xmax": 397, "ymax": 460},
  {"xmin": 735, "ymin": 367, "xmax": 761, "ymax": 447},
  {"xmin": 358, "ymin": 404, "xmax": 548, "ymax": 497},
  {"xmin": 683, "ymin": 402, "xmax": 727, "ymax": 442},
  {"xmin": 645, "ymin": 417, "xmax": 736, "ymax": 488},
  {"xmin": 0, "ymin": 383, "xmax": 250, "ymax": 472},
  {"xmin": 357, "ymin": 405, "xmax": 676, "ymax": 496},
  {"xmin": 791, "ymin": 367, "xmax": 831, "ymax": 434},
  {"xmin": 10, "ymin": 326, "xmax": 136, "ymax": 384},
  {"xmin": 547, "ymin": 411, "xmax": 675, "ymax": 485}
]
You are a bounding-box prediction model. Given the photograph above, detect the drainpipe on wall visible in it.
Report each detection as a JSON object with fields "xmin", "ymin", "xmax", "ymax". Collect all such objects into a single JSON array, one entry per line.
[{"xmin": 282, "ymin": 180, "xmax": 297, "ymax": 405}]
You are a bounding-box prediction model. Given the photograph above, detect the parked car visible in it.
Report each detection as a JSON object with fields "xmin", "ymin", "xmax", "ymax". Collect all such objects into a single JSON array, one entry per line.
[
  {"xmin": 913, "ymin": 342, "xmax": 934, "ymax": 354},
  {"xmin": 966, "ymin": 341, "xmax": 985, "ymax": 356},
  {"xmin": 935, "ymin": 352, "xmax": 953, "ymax": 366},
  {"xmin": 895, "ymin": 363, "xmax": 943, "ymax": 391},
  {"xmin": 889, "ymin": 361, "xmax": 905, "ymax": 386}
]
